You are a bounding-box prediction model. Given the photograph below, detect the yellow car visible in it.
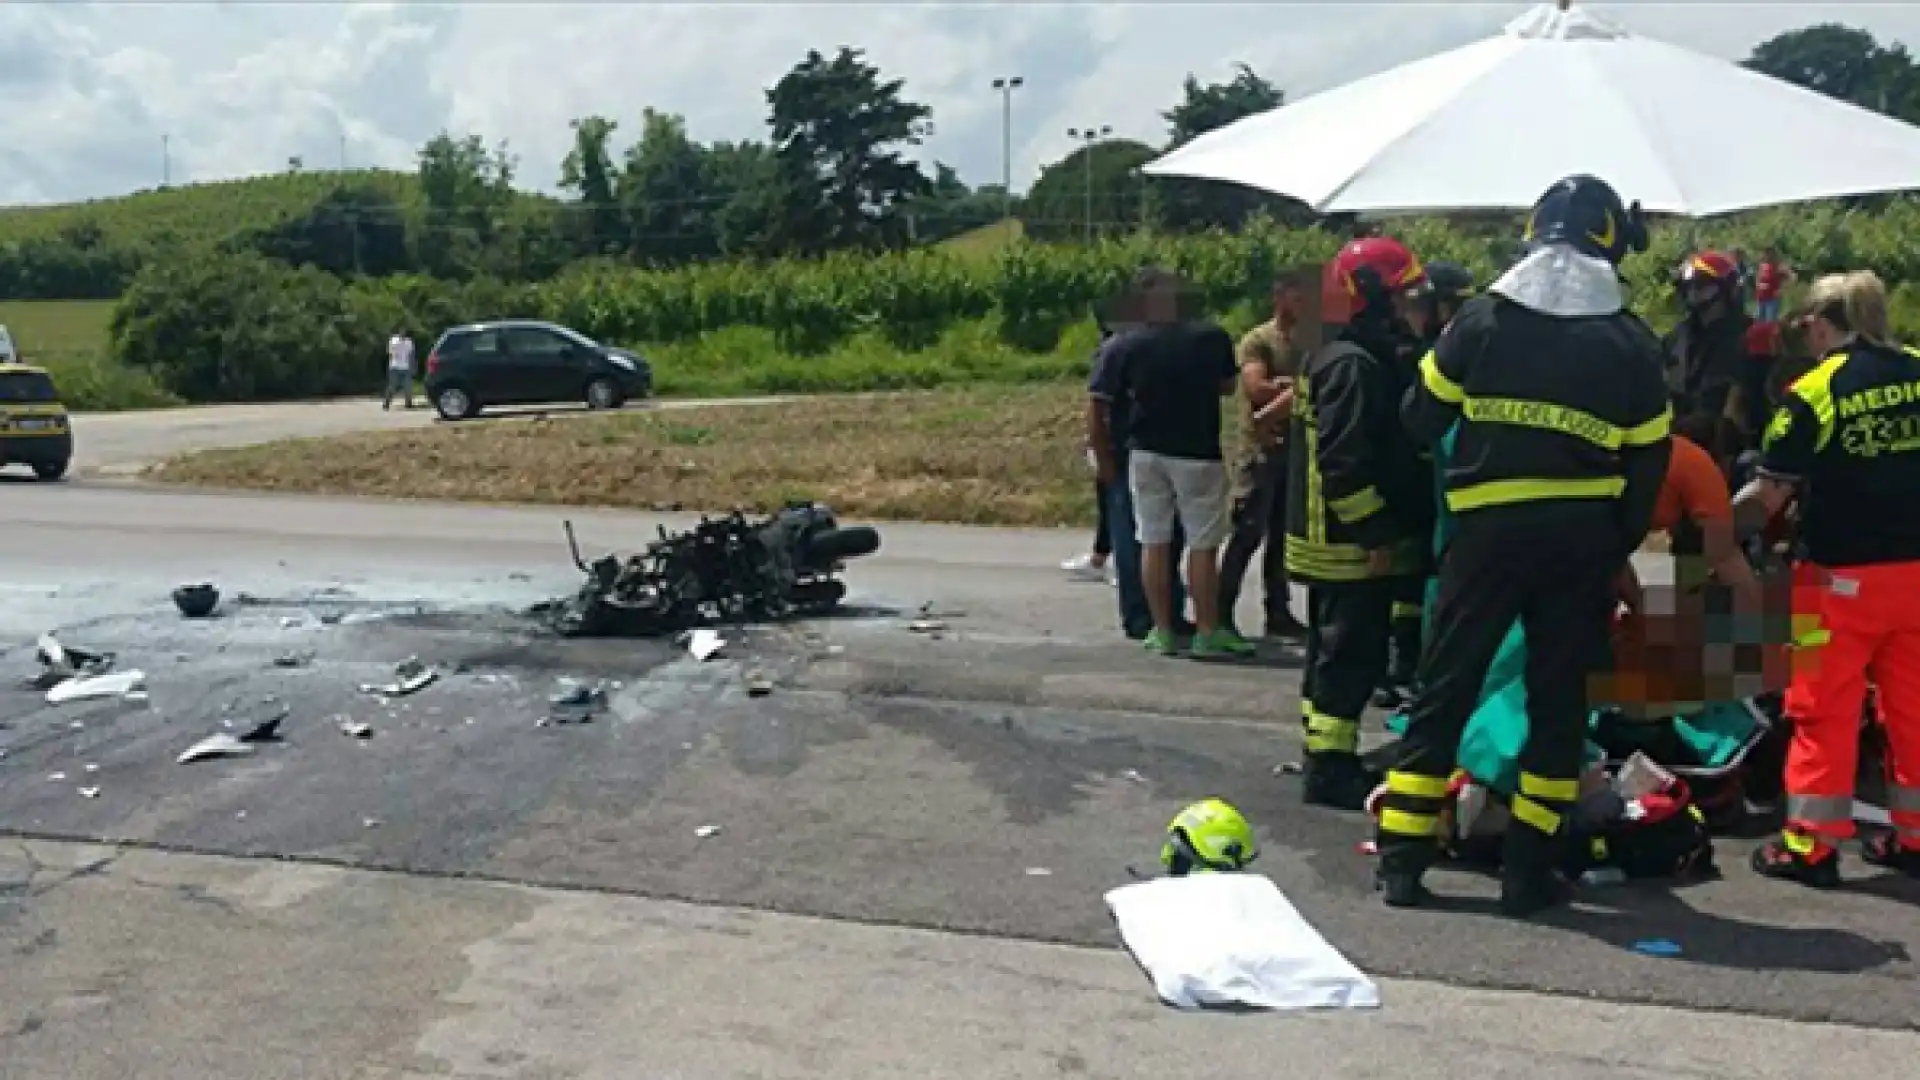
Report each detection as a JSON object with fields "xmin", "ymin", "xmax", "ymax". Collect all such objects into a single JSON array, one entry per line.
[{"xmin": 0, "ymin": 363, "xmax": 73, "ymax": 481}]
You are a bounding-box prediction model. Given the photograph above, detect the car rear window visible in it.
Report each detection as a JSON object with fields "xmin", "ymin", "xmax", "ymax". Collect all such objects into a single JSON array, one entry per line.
[{"xmin": 0, "ymin": 370, "xmax": 57, "ymax": 403}]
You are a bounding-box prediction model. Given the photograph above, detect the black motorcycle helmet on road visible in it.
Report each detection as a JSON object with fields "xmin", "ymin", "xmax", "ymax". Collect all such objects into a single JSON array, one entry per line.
[{"xmin": 1522, "ymin": 174, "xmax": 1649, "ymax": 266}]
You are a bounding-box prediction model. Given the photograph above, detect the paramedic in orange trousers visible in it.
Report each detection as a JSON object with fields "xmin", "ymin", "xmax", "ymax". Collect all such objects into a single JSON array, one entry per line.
[{"xmin": 1736, "ymin": 270, "xmax": 1920, "ymax": 885}]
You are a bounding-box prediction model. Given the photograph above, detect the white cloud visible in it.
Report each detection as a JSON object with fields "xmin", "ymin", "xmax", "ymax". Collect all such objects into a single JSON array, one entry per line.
[{"xmin": 2, "ymin": 2, "xmax": 1919, "ymax": 206}]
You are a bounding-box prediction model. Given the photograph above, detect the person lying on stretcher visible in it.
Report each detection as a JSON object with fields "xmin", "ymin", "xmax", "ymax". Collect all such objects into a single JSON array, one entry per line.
[
  {"xmin": 1381, "ymin": 422, "xmax": 1780, "ymax": 808},
  {"xmin": 1602, "ymin": 418, "xmax": 1768, "ymax": 719}
]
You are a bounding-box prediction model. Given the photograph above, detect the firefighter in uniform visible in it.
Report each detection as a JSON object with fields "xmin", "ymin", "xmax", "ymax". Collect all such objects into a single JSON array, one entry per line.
[
  {"xmin": 1736, "ymin": 270, "xmax": 1920, "ymax": 886},
  {"xmin": 1284, "ymin": 237, "xmax": 1437, "ymax": 810},
  {"xmin": 1666, "ymin": 251, "xmax": 1766, "ymax": 464},
  {"xmin": 1377, "ymin": 260, "xmax": 1479, "ymax": 711},
  {"xmin": 1380, "ymin": 175, "xmax": 1672, "ymax": 915}
]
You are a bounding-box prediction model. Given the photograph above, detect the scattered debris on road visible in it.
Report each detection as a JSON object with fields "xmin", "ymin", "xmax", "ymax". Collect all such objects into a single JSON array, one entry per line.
[
  {"xmin": 178, "ymin": 733, "xmax": 257, "ymax": 763},
  {"xmin": 689, "ymin": 628, "xmax": 726, "ymax": 661},
  {"xmin": 33, "ymin": 633, "xmax": 115, "ymax": 690},
  {"xmin": 78, "ymin": 786, "xmax": 100, "ymax": 799},
  {"xmin": 358, "ymin": 657, "xmax": 436, "ymax": 697},
  {"xmin": 746, "ymin": 672, "xmax": 774, "ymax": 697},
  {"xmin": 45, "ymin": 668, "xmax": 147, "ymax": 705},
  {"xmin": 542, "ymin": 503, "xmax": 879, "ymax": 638},
  {"xmin": 907, "ymin": 619, "xmax": 947, "ymax": 635},
  {"xmin": 339, "ymin": 719, "xmax": 374, "ymax": 739},
  {"xmin": 548, "ymin": 678, "xmax": 609, "ymax": 708},
  {"xmin": 240, "ymin": 707, "xmax": 288, "ymax": 743},
  {"xmin": 543, "ymin": 678, "xmax": 608, "ymax": 726},
  {"xmin": 695, "ymin": 825, "xmax": 722, "ymax": 838},
  {"xmin": 172, "ymin": 583, "xmax": 220, "ymax": 619}
]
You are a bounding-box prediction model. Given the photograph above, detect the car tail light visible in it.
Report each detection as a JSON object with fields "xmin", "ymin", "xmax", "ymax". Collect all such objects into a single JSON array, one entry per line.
[{"xmin": 426, "ymin": 349, "xmax": 441, "ymax": 375}]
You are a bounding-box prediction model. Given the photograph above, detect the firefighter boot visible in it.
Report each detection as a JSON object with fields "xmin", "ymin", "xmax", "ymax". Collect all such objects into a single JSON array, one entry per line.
[
  {"xmin": 1303, "ymin": 752, "xmax": 1379, "ymax": 811},
  {"xmin": 1751, "ymin": 830, "xmax": 1842, "ymax": 888},
  {"xmin": 1375, "ymin": 837, "xmax": 1439, "ymax": 909},
  {"xmin": 1861, "ymin": 829, "xmax": 1920, "ymax": 876},
  {"xmin": 1499, "ymin": 821, "xmax": 1573, "ymax": 918}
]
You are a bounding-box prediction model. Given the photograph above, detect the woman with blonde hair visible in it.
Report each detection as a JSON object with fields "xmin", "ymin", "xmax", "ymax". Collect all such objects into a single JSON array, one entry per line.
[{"xmin": 1735, "ymin": 268, "xmax": 1920, "ymax": 886}]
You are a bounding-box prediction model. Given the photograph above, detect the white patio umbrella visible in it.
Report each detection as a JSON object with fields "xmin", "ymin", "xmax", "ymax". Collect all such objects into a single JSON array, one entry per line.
[{"xmin": 1141, "ymin": 0, "xmax": 1920, "ymax": 217}]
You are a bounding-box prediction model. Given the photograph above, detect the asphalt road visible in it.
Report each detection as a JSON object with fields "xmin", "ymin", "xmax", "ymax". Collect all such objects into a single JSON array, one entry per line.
[
  {"xmin": 65, "ymin": 393, "xmax": 808, "ymax": 478},
  {"xmin": 2, "ymin": 481, "xmax": 1919, "ymax": 1075}
]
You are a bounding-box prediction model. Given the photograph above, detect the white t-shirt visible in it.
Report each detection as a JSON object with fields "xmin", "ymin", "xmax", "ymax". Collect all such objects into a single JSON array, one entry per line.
[{"xmin": 387, "ymin": 335, "xmax": 415, "ymax": 372}]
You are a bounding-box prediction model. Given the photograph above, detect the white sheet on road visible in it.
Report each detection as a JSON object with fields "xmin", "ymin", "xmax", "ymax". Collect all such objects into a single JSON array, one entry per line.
[{"xmin": 1105, "ymin": 872, "xmax": 1381, "ymax": 1011}]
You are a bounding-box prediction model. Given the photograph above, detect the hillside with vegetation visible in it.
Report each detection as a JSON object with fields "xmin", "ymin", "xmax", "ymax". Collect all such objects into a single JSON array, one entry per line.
[{"xmin": 4, "ymin": 25, "xmax": 1920, "ymax": 410}]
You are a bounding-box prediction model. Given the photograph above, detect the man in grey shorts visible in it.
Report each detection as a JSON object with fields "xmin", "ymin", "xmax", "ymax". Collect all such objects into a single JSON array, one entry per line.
[{"xmin": 1099, "ymin": 268, "xmax": 1256, "ymax": 659}]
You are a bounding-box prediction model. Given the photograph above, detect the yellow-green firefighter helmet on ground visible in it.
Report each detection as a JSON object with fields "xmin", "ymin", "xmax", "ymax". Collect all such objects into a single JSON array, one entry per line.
[{"xmin": 1160, "ymin": 797, "xmax": 1258, "ymax": 875}]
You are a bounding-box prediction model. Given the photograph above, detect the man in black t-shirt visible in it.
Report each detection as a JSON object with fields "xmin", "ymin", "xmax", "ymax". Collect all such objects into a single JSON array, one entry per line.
[
  {"xmin": 1089, "ymin": 322, "xmax": 1190, "ymax": 639},
  {"xmin": 1097, "ymin": 268, "xmax": 1256, "ymax": 660}
]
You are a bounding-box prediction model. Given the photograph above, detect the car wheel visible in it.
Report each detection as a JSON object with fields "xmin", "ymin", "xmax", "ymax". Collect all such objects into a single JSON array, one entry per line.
[
  {"xmin": 32, "ymin": 459, "xmax": 68, "ymax": 482},
  {"xmin": 435, "ymin": 386, "xmax": 476, "ymax": 421},
  {"xmin": 585, "ymin": 377, "xmax": 624, "ymax": 410}
]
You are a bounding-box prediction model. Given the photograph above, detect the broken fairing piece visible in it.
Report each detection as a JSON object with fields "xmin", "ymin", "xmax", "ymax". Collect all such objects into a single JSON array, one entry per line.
[
  {"xmin": 359, "ymin": 658, "xmax": 436, "ymax": 697},
  {"xmin": 178, "ymin": 733, "xmax": 256, "ymax": 763},
  {"xmin": 45, "ymin": 669, "xmax": 147, "ymax": 705},
  {"xmin": 241, "ymin": 708, "xmax": 289, "ymax": 743},
  {"xmin": 689, "ymin": 628, "xmax": 725, "ymax": 661},
  {"xmin": 548, "ymin": 678, "xmax": 609, "ymax": 707},
  {"xmin": 33, "ymin": 633, "xmax": 115, "ymax": 690}
]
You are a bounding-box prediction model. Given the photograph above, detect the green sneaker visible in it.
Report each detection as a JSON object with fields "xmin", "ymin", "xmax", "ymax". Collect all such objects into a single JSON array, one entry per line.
[
  {"xmin": 1191, "ymin": 628, "xmax": 1257, "ymax": 659},
  {"xmin": 1142, "ymin": 628, "xmax": 1182, "ymax": 655}
]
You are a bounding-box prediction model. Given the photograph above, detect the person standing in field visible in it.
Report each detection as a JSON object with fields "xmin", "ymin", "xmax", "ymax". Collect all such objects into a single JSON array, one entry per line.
[
  {"xmin": 1217, "ymin": 273, "xmax": 1313, "ymax": 642},
  {"xmin": 1755, "ymin": 246, "xmax": 1794, "ymax": 324},
  {"xmin": 384, "ymin": 329, "xmax": 416, "ymax": 411},
  {"xmin": 1098, "ymin": 267, "xmax": 1255, "ymax": 659}
]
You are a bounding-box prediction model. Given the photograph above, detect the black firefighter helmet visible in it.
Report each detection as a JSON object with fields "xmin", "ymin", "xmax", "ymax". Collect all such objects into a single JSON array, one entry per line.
[
  {"xmin": 1523, "ymin": 174, "xmax": 1649, "ymax": 266},
  {"xmin": 1426, "ymin": 260, "xmax": 1476, "ymax": 309}
]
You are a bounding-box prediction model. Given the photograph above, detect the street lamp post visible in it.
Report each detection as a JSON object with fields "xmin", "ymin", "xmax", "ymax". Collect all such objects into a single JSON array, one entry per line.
[
  {"xmin": 990, "ymin": 76, "xmax": 1023, "ymax": 220},
  {"xmin": 1066, "ymin": 125, "xmax": 1112, "ymax": 243}
]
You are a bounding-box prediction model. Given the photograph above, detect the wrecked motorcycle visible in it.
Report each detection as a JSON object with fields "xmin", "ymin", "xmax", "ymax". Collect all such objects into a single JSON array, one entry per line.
[{"xmin": 545, "ymin": 503, "xmax": 880, "ymax": 638}]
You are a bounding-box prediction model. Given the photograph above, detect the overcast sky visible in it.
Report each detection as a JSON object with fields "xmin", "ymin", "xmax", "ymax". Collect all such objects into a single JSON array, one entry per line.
[{"xmin": 4, "ymin": 2, "xmax": 1919, "ymax": 206}]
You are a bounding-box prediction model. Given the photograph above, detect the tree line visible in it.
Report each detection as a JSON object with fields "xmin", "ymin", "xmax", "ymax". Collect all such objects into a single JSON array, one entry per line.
[{"xmin": 0, "ymin": 23, "xmax": 1911, "ymax": 303}]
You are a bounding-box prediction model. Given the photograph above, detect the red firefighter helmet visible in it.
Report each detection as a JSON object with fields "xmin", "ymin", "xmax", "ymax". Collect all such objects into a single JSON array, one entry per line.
[
  {"xmin": 1679, "ymin": 251, "xmax": 1738, "ymax": 297},
  {"xmin": 1324, "ymin": 236, "xmax": 1428, "ymax": 323}
]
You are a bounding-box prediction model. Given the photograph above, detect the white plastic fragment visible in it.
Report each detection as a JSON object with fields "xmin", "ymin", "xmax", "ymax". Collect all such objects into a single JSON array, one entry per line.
[
  {"xmin": 178, "ymin": 733, "xmax": 256, "ymax": 763},
  {"xmin": 689, "ymin": 628, "xmax": 725, "ymax": 661},
  {"xmin": 694, "ymin": 825, "xmax": 721, "ymax": 838},
  {"xmin": 358, "ymin": 658, "xmax": 436, "ymax": 697},
  {"xmin": 78, "ymin": 787, "xmax": 100, "ymax": 799},
  {"xmin": 46, "ymin": 669, "xmax": 146, "ymax": 705}
]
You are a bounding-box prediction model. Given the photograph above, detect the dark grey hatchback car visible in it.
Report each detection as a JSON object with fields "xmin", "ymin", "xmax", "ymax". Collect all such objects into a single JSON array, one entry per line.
[{"xmin": 423, "ymin": 320, "xmax": 653, "ymax": 421}]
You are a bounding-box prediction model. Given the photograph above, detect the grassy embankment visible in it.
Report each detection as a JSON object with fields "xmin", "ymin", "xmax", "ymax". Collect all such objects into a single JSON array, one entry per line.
[
  {"xmin": 0, "ymin": 300, "xmax": 178, "ymax": 410},
  {"xmin": 148, "ymin": 382, "xmax": 1109, "ymax": 527}
]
